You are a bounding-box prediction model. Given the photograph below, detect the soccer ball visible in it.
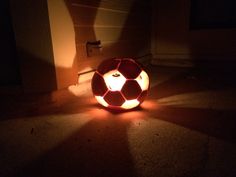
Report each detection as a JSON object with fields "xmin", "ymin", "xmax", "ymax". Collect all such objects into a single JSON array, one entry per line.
[{"xmin": 91, "ymin": 58, "xmax": 149, "ymax": 110}]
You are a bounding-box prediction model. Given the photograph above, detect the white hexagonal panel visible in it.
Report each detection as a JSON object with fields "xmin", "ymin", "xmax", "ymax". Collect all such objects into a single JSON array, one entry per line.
[
  {"xmin": 103, "ymin": 70, "xmax": 126, "ymax": 91},
  {"xmin": 121, "ymin": 99, "xmax": 140, "ymax": 109},
  {"xmin": 135, "ymin": 70, "xmax": 149, "ymax": 91}
]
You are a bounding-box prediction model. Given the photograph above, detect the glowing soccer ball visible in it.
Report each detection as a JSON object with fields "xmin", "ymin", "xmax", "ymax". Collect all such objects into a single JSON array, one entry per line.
[{"xmin": 91, "ymin": 58, "xmax": 150, "ymax": 110}]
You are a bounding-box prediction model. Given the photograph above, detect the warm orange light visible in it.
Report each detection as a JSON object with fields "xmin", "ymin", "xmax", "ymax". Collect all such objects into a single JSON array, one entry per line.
[
  {"xmin": 91, "ymin": 58, "xmax": 150, "ymax": 110},
  {"xmin": 103, "ymin": 70, "xmax": 126, "ymax": 91}
]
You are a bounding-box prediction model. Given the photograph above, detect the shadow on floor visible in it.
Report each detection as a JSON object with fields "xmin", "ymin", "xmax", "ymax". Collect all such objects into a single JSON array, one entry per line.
[{"xmin": 15, "ymin": 118, "xmax": 138, "ymax": 177}]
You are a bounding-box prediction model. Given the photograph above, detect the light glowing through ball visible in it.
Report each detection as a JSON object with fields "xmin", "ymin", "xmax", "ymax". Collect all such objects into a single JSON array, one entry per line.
[{"xmin": 91, "ymin": 58, "xmax": 150, "ymax": 110}]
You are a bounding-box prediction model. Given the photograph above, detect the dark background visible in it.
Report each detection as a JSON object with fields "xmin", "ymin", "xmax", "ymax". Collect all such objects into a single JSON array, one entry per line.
[
  {"xmin": 190, "ymin": 0, "xmax": 236, "ymax": 29},
  {"xmin": 0, "ymin": 0, "xmax": 21, "ymax": 86}
]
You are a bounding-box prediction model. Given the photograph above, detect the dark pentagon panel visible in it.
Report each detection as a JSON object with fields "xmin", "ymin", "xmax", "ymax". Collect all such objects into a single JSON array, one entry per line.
[
  {"xmin": 97, "ymin": 58, "xmax": 121, "ymax": 75},
  {"xmin": 91, "ymin": 72, "xmax": 108, "ymax": 96},
  {"xmin": 104, "ymin": 91, "xmax": 126, "ymax": 106},
  {"xmin": 137, "ymin": 90, "xmax": 148, "ymax": 103},
  {"xmin": 121, "ymin": 80, "xmax": 142, "ymax": 100},
  {"xmin": 118, "ymin": 59, "xmax": 142, "ymax": 79}
]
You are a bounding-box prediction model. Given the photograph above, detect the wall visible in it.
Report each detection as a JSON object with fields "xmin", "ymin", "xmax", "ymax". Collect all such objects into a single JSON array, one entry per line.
[
  {"xmin": 65, "ymin": 0, "xmax": 152, "ymax": 75},
  {"xmin": 151, "ymin": 0, "xmax": 236, "ymax": 67},
  {"xmin": 10, "ymin": 0, "xmax": 79, "ymax": 92},
  {"xmin": 9, "ymin": 0, "xmax": 151, "ymax": 92},
  {"xmin": 47, "ymin": 0, "xmax": 79, "ymax": 89}
]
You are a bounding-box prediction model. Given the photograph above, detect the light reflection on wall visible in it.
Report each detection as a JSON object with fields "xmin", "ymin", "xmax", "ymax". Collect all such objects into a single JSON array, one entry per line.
[
  {"xmin": 47, "ymin": 0, "xmax": 76, "ymax": 68},
  {"xmin": 47, "ymin": 0, "xmax": 79, "ymax": 89},
  {"xmin": 94, "ymin": 1, "xmax": 134, "ymax": 43}
]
